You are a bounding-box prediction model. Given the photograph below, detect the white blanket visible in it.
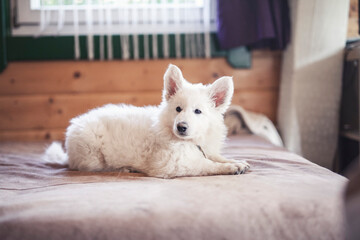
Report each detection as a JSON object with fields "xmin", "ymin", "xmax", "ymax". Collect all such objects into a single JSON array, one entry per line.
[{"xmin": 225, "ymin": 105, "xmax": 284, "ymax": 147}]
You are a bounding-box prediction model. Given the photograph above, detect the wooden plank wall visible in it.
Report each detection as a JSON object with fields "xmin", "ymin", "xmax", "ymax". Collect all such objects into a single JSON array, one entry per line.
[
  {"xmin": 0, "ymin": 51, "xmax": 282, "ymax": 141},
  {"xmin": 348, "ymin": 0, "xmax": 359, "ymax": 39}
]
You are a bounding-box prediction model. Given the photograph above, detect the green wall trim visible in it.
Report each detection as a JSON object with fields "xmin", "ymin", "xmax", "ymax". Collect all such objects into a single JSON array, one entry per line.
[
  {"xmin": 0, "ymin": 0, "xmax": 9, "ymax": 72},
  {"xmin": 7, "ymin": 33, "xmax": 227, "ymax": 61}
]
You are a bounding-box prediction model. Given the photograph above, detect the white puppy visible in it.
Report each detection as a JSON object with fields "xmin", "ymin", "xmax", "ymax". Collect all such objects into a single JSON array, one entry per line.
[{"xmin": 44, "ymin": 64, "xmax": 250, "ymax": 178}]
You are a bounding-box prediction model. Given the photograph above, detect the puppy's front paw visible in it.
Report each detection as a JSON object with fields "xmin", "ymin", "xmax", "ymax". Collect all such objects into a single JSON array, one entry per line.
[
  {"xmin": 222, "ymin": 163, "xmax": 243, "ymax": 175},
  {"xmin": 233, "ymin": 161, "xmax": 250, "ymax": 174}
]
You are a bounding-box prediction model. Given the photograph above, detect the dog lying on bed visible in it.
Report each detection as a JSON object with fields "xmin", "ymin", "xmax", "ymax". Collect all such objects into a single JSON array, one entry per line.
[{"xmin": 44, "ymin": 64, "xmax": 250, "ymax": 178}]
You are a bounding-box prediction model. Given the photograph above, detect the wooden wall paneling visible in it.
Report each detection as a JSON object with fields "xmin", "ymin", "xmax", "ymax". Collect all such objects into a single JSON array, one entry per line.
[
  {"xmin": 0, "ymin": 51, "xmax": 281, "ymax": 95},
  {"xmin": 0, "ymin": 89, "xmax": 277, "ymax": 131},
  {"xmin": 0, "ymin": 92, "xmax": 162, "ymax": 130},
  {"xmin": 348, "ymin": 0, "xmax": 359, "ymax": 39},
  {"xmin": 0, "ymin": 51, "xmax": 281, "ymax": 141},
  {"xmin": 232, "ymin": 90, "xmax": 278, "ymax": 121},
  {"xmin": 0, "ymin": 129, "xmax": 65, "ymax": 141}
]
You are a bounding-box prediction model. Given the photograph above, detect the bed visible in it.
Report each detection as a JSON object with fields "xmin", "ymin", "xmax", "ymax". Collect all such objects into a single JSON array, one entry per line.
[{"xmin": 0, "ymin": 133, "xmax": 347, "ymax": 240}]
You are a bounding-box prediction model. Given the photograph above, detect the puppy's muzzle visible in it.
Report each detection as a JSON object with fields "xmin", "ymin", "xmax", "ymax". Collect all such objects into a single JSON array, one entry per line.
[{"xmin": 177, "ymin": 122, "xmax": 188, "ymax": 135}]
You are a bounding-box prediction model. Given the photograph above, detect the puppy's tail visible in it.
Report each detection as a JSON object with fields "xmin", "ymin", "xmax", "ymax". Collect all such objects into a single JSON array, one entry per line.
[{"xmin": 42, "ymin": 142, "xmax": 68, "ymax": 166}]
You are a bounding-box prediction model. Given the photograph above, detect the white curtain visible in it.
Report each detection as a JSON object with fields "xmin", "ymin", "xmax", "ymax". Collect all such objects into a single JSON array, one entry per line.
[
  {"xmin": 36, "ymin": 0, "xmax": 217, "ymax": 60},
  {"xmin": 277, "ymin": 0, "xmax": 350, "ymax": 169}
]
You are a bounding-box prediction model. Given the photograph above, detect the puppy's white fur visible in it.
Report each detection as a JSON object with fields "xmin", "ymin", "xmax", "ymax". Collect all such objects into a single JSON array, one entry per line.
[{"xmin": 44, "ymin": 64, "xmax": 250, "ymax": 178}]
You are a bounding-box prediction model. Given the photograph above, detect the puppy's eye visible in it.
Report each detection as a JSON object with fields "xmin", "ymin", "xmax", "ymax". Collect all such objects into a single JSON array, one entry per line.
[
  {"xmin": 176, "ymin": 106, "xmax": 182, "ymax": 112},
  {"xmin": 194, "ymin": 109, "xmax": 202, "ymax": 114}
]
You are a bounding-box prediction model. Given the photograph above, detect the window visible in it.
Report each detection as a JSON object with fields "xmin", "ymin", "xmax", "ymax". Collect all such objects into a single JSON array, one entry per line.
[
  {"xmin": 10, "ymin": 0, "xmax": 218, "ymax": 60},
  {"xmin": 13, "ymin": 0, "xmax": 217, "ymax": 36}
]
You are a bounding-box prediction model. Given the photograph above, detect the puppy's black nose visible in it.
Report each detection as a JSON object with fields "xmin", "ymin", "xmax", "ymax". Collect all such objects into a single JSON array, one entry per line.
[{"xmin": 177, "ymin": 122, "xmax": 188, "ymax": 133}]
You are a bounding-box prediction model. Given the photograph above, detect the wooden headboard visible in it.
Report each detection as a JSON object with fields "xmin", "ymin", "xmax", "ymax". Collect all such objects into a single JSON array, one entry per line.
[{"xmin": 0, "ymin": 50, "xmax": 281, "ymax": 141}]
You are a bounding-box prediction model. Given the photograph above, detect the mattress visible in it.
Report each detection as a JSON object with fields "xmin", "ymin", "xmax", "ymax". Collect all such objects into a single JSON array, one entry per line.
[{"xmin": 0, "ymin": 134, "xmax": 347, "ymax": 240}]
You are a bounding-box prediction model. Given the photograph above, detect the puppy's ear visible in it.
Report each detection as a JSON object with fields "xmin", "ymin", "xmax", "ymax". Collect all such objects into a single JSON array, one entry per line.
[
  {"xmin": 163, "ymin": 64, "xmax": 184, "ymax": 101},
  {"xmin": 209, "ymin": 76, "xmax": 234, "ymax": 113}
]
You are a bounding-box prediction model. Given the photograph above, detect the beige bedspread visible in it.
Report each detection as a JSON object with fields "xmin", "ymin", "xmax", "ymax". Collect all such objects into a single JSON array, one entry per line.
[{"xmin": 0, "ymin": 135, "xmax": 347, "ymax": 240}]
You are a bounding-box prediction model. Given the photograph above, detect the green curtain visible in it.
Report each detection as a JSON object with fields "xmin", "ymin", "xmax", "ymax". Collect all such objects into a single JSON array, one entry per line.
[{"xmin": 0, "ymin": 0, "xmax": 8, "ymax": 72}]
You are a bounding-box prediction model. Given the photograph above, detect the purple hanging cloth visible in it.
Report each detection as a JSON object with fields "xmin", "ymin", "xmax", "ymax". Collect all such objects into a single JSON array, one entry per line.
[{"xmin": 216, "ymin": 0, "xmax": 291, "ymax": 50}]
